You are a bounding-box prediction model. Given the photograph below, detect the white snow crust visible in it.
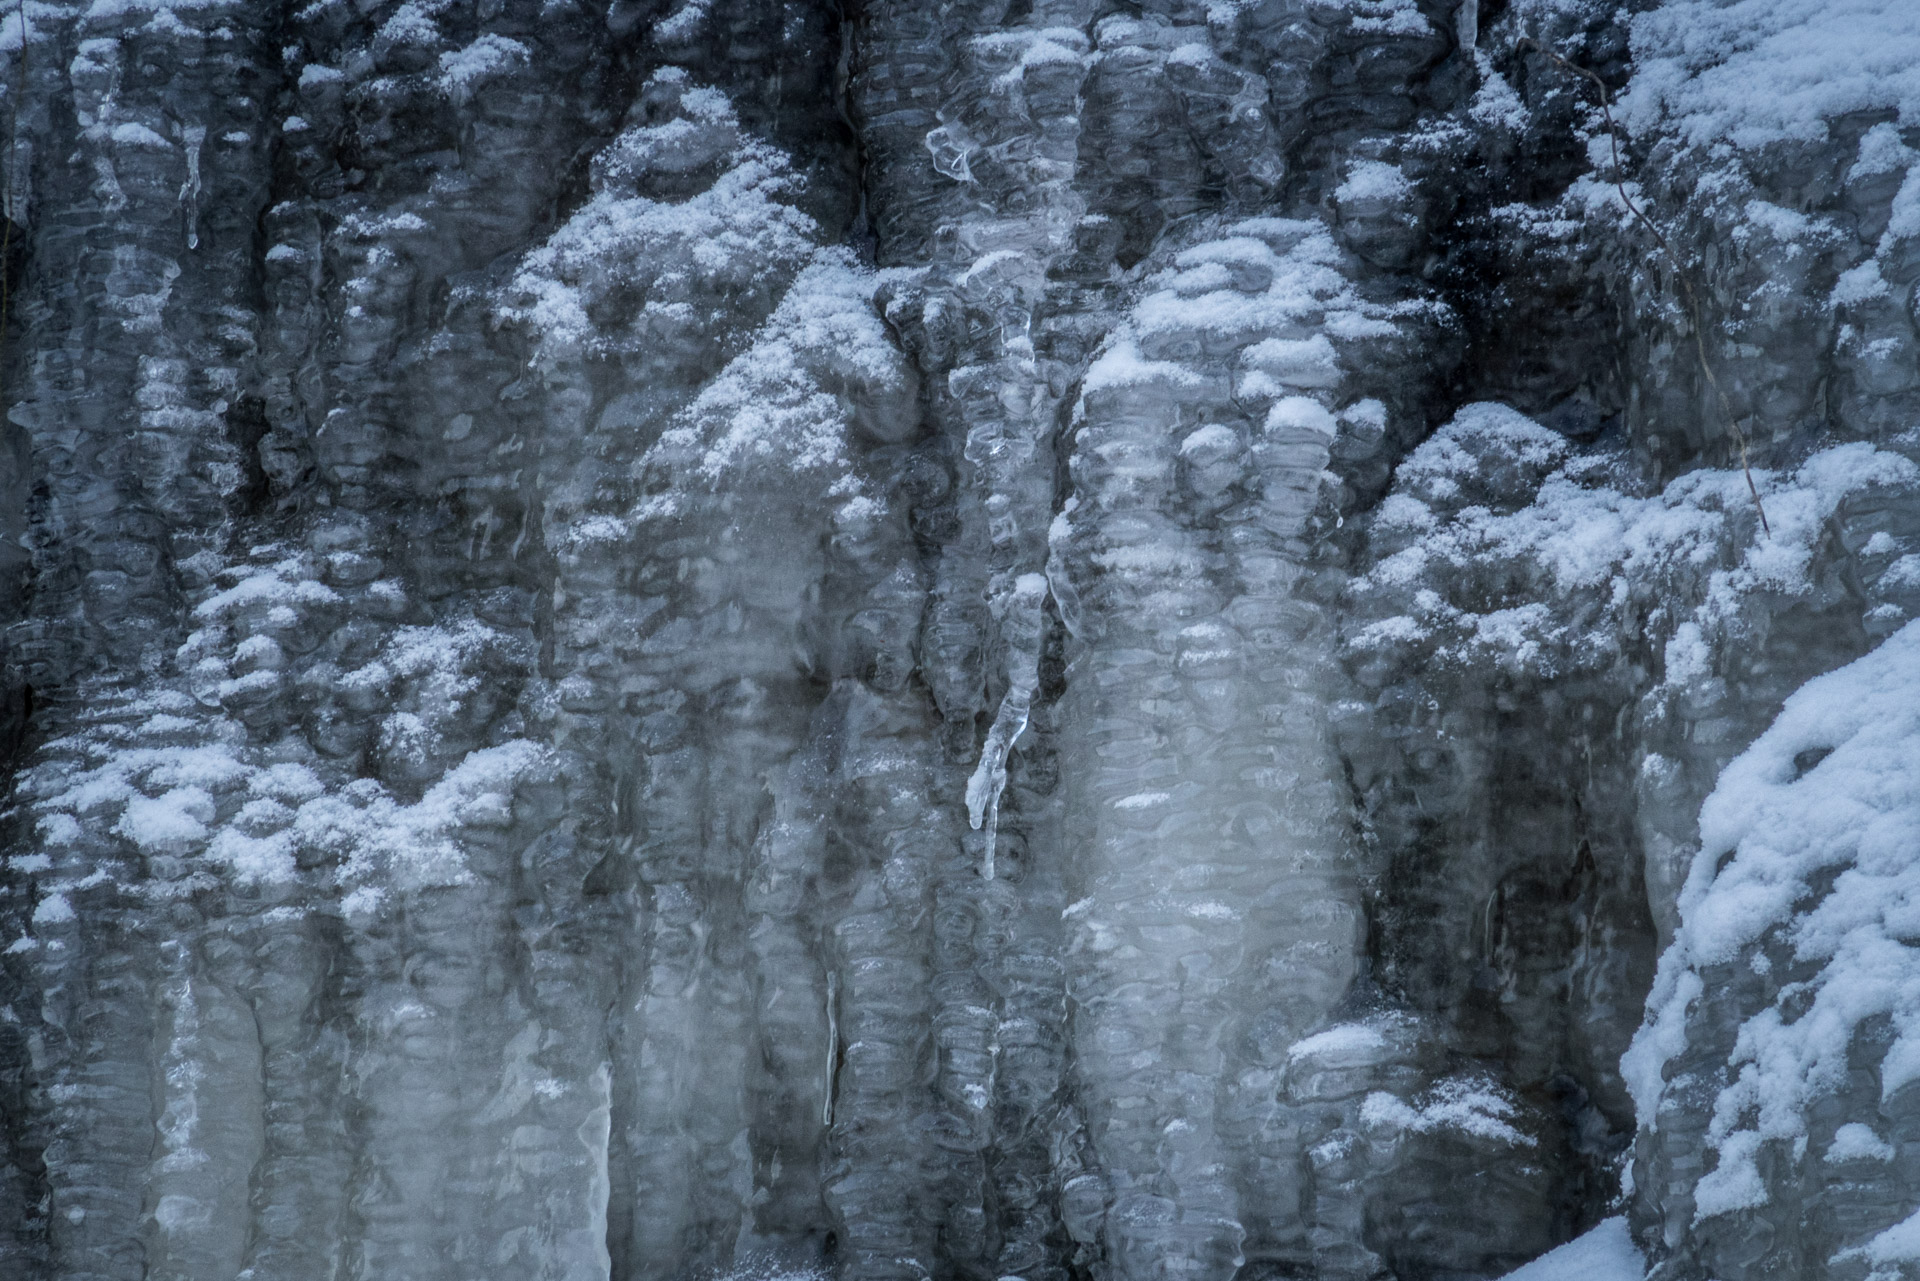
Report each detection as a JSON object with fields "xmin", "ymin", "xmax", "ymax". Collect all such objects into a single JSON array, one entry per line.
[
  {"xmin": 8, "ymin": 542, "xmax": 552, "ymax": 942},
  {"xmin": 1352, "ymin": 404, "xmax": 1919, "ymax": 680},
  {"xmin": 1624, "ymin": 619, "xmax": 1920, "ymax": 1221},
  {"xmin": 1622, "ymin": 0, "xmax": 1920, "ymax": 152},
  {"xmin": 1496, "ymin": 1217, "xmax": 1644, "ymax": 1281}
]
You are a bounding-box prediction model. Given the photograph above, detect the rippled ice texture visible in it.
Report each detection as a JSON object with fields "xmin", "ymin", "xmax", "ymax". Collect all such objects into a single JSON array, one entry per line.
[{"xmin": 4, "ymin": 1, "xmax": 1920, "ymax": 1281}]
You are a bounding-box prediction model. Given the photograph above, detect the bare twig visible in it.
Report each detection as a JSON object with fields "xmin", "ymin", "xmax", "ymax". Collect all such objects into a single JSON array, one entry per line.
[
  {"xmin": 1, "ymin": 0, "xmax": 24, "ymax": 377},
  {"xmin": 1516, "ymin": 37, "xmax": 1770, "ymax": 536}
]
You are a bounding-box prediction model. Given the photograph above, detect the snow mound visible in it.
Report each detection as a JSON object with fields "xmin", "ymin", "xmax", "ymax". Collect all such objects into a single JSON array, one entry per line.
[{"xmin": 1497, "ymin": 1217, "xmax": 1644, "ymax": 1281}]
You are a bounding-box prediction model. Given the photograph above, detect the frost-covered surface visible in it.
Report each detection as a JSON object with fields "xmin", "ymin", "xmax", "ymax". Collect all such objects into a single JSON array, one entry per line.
[
  {"xmin": 7, "ymin": 1, "xmax": 1920, "ymax": 1280},
  {"xmin": 1350, "ymin": 404, "xmax": 1919, "ymax": 681},
  {"xmin": 501, "ymin": 69, "xmax": 816, "ymax": 361},
  {"xmin": 1626, "ymin": 621, "xmax": 1920, "ymax": 1226},
  {"xmin": 1621, "ymin": 0, "xmax": 1920, "ymax": 151}
]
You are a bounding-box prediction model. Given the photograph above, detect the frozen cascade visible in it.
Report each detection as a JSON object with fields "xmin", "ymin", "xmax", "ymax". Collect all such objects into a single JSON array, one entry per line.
[
  {"xmin": 1047, "ymin": 217, "xmax": 1403, "ymax": 1281},
  {"xmin": 964, "ymin": 571, "xmax": 1047, "ymax": 882},
  {"xmin": 5, "ymin": 1, "xmax": 1920, "ymax": 1280}
]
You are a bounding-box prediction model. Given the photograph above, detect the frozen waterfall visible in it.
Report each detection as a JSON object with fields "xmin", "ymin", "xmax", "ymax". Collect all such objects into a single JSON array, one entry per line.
[{"xmin": 4, "ymin": 2, "xmax": 1920, "ymax": 1280}]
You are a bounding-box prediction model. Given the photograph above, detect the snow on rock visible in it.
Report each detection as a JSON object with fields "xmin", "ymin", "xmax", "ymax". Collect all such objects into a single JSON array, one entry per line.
[
  {"xmin": 437, "ymin": 33, "xmax": 529, "ymax": 98},
  {"xmin": 636, "ymin": 251, "xmax": 911, "ymax": 501},
  {"xmin": 1496, "ymin": 1217, "xmax": 1645, "ymax": 1281},
  {"xmin": 1121, "ymin": 220, "xmax": 1404, "ymax": 357},
  {"xmin": 316, "ymin": 738, "xmax": 553, "ymax": 895},
  {"xmin": 1360, "ymin": 1075, "xmax": 1538, "ymax": 1147},
  {"xmin": 500, "ymin": 71, "xmax": 815, "ymax": 361},
  {"xmin": 1828, "ymin": 1122, "xmax": 1897, "ymax": 1165},
  {"xmin": 1340, "ymin": 0, "xmax": 1429, "ymax": 37},
  {"xmin": 1622, "ymin": 0, "xmax": 1920, "ymax": 152},
  {"xmin": 1349, "ymin": 402, "xmax": 1919, "ymax": 682},
  {"xmin": 971, "ymin": 25, "xmax": 1090, "ymax": 88},
  {"xmin": 13, "ymin": 536, "xmax": 545, "ymax": 910},
  {"xmin": 1624, "ymin": 620, "xmax": 1920, "ymax": 1225},
  {"xmin": 1597, "ymin": 0, "xmax": 1920, "ymax": 464},
  {"xmin": 1335, "ymin": 159, "xmax": 1412, "ymax": 207},
  {"xmin": 1289, "ymin": 1021, "xmax": 1390, "ymax": 1063}
]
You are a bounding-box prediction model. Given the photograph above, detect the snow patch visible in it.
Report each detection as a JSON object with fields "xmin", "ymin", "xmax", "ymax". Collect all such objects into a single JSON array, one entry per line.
[
  {"xmin": 633, "ymin": 250, "xmax": 906, "ymax": 509},
  {"xmin": 1334, "ymin": 160, "xmax": 1410, "ymax": 206},
  {"xmin": 1287, "ymin": 1022, "xmax": 1387, "ymax": 1061},
  {"xmin": 1827, "ymin": 1122, "xmax": 1896, "ymax": 1164},
  {"xmin": 1360, "ymin": 1076, "xmax": 1535, "ymax": 1147},
  {"xmin": 503, "ymin": 76, "xmax": 815, "ymax": 359},
  {"xmin": 1622, "ymin": 0, "xmax": 1920, "ymax": 152},
  {"xmin": 438, "ymin": 34, "xmax": 529, "ymax": 94},
  {"xmin": 1352, "ymin": 403, "xmax": 1917, "ymax": 682},
  {"xmin": 1496, "ymin": 1217, "xmax": 1644, "ymax": 1281},
  {"xmin": 1624, "ymin": 620, "xmax": 1920, "ymax": 1221}
]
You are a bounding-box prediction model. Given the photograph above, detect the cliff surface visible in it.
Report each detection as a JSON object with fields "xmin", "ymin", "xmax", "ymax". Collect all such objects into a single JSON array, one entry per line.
[{"xmin": 2, "ymin": 1, "xmax": 1919, "ymax": 1279}]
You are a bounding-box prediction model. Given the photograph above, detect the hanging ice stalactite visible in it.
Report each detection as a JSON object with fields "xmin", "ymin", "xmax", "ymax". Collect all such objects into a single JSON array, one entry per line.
[{"xmin": 965, "ymin": 572, "xmax": 1048, "ymax": 880}]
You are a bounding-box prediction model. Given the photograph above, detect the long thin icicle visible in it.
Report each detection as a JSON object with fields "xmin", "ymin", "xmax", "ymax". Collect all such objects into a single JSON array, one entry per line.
[
  {"xmin": 822, "ymin": 969, "xmax": 838, "ymax": 1127},
  {"xmin": 966, "ymin": 573, "xmax": 1048, "ymax": 880}
]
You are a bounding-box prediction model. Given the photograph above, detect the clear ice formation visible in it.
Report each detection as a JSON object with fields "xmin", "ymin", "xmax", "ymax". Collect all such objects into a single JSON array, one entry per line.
[
  {"xmin": 3, "ymin": 1, "xmax": 1920, "ymax": 1280},
  {"xmin": 964, "ymin": 570, "xmax": 1045, "ymax": 881}
]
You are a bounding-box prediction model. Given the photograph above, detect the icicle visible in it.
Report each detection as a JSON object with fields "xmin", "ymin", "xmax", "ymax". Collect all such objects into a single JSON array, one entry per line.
[
  {"xmin": 822, "ymin": 969, "xmax": 838, "ymax": 1128},
  {"xmin": 966, "ymin": 573, "xmax": 1048, "ymax": 880},
  {"xmin": 965, "ymin": 684, "xmax": 1029, "ymax": 881},
  {"xmin": 180, "ymin": 125, "xmax": 204, "ymax": 250},
  {"xmin": 1045, "ymin": 498, "xmax": 1082, "ymax": 640}
]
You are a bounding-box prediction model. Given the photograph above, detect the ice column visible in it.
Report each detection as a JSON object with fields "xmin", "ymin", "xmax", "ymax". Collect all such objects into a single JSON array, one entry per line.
[{"xmin": 1055, "ymin": 222, "xmax": 1375, "ymax": 1281}]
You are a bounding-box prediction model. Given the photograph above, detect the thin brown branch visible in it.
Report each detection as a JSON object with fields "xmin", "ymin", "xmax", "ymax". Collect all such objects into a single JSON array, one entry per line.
[
  {"xmin": 0, "ymin": 0, "xmax": 23, "ymax": 384},
  {"xmin": 1515, "ymin": 37, "xmax": 1770, "ymax": 536}
]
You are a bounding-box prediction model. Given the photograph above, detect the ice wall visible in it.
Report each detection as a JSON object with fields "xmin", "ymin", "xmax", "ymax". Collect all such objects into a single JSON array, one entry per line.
[{"xmin": 0, "ymin": 1, "xmax": 1918, "ymax": 1280}]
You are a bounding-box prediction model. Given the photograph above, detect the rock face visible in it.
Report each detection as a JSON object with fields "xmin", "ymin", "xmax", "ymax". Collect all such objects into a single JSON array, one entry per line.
[{"xmin": 1, "ymin": 0, "xmax": 1919, "ymax": 1279}]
